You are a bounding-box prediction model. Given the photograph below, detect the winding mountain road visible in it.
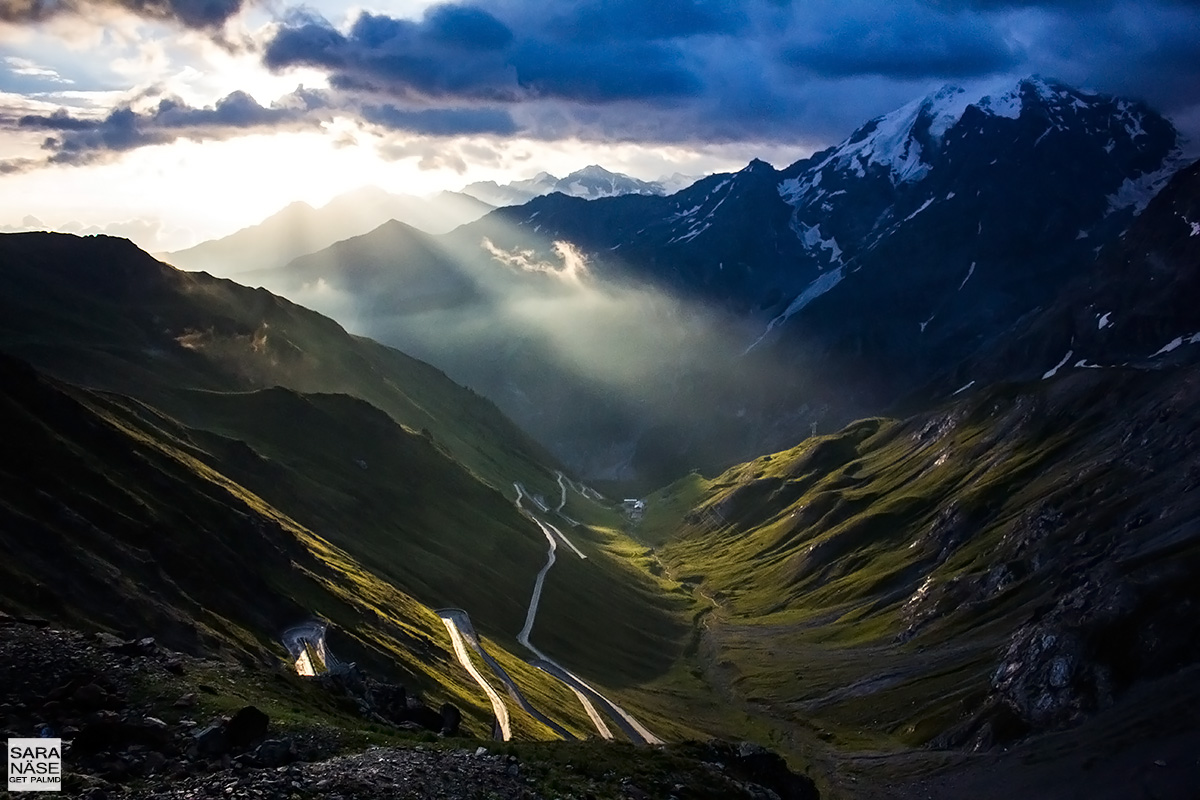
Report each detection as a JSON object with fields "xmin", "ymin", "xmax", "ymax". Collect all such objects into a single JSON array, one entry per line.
[
  {"xmin": 284, "ymin": 477, "xmax": 660, "ymax": 744},
  {"xmin": 281, "ymin": 620, "xmax": 346, "ymax": 675},
  {"xmin": 513, "ymin": 482, "xmax": 663, "ymax": 745},
  {"xmin": 439, "ymin": 608, "xmax": 574, "ymax": 740},
  {"xmin": 438, "ymin": 611, "xmax": 511, "ymax": 741},
  {"xmin": 555, "ymin": 471, "xmax": 581, "ymax": 527}
]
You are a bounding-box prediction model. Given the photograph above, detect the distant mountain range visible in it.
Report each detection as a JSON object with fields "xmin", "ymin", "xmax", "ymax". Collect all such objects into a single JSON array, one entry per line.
[
  {"xmin": 165, "ymin": 166, "xmax": 697, "ymax": 277},
  {"xmin": 163, "ymin": 186, "xmax": 493, "ymax": 275},
  {"xmin": 461, "ymin": 165, "xmax": 697, "ymax": 207},
  {"xmin": 248, "ymin": 76, "xmax": 1189, "ymax": 486}
]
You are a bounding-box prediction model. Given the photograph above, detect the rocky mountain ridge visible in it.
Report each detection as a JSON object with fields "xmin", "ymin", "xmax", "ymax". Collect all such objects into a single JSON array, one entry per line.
[{"xmin": 248, "ymin": 77, "xmax": 1191, "ymax": 486}]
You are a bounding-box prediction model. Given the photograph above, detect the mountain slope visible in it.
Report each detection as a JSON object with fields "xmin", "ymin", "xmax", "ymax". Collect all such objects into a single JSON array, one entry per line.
[
  {"xmin": 634, "ymin": 154, "xmax": 1200, "ymax": 786},
  {"xmin": 165, "ymin": 187, "xmax": 493, "ymax": 275},
  {"xmin": 248, "ymin": 77, "xmax": 1188, "ymax": 488},
  {"xmin": 474, "ymin": 79, "xmax": 1180, "ymax": 312},
  {"xmin": 0, "ymin": 231, "xmax": 555, "ymax": 496},
  {"xmin": 937, "ymin": 156, "xmax": 1200, "ymax": 395},
  {"xmin": 257, "ymin": 218, "xmax": 480, "ymax": 314},
  {"xmin": 649, "ymin": 359, "xmax": 1200, "ymax": 781},
  {"xmin": 0, "ymin": 351, "xmax": 592, "ymax": 740}
]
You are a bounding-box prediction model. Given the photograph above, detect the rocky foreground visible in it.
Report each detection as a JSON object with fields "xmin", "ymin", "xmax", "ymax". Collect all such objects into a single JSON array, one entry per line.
[{"xmin": 0, "ymin": 617, "xmax": 819, "ymax": 800}]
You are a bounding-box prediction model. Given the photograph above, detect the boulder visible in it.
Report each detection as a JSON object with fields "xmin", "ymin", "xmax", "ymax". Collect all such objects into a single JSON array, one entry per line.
[
  {"xmin": 193, "ymin": 723, "xmax": 229, "ymax": 757},
  {"xmin": 254, "ymin": 738, "xmax": 294, "ymax": 767},
  {"xmin": 440, "ymin": 703, "xmax": 461, "ymax": 737},
  {"xmin": 226, "ymin": 706, "xmax": 269, "ymax": 748}
]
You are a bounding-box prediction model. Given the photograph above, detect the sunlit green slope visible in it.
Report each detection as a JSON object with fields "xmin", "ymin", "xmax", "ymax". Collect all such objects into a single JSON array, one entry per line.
[
  {"xmin": 0, "ymin": 352, "xmax": 595, "ymax": 740},
  {"xmin": 652, "ymin": 365, "xmax": 1200, "ymax": 752}
]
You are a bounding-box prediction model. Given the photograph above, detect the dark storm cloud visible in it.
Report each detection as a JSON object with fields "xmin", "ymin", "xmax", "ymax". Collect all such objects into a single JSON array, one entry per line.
[
  {"xmin": 424, "ymin": 3, "xmax": 514, "ymax": 48},
  {"xmin": 16, "ymin": 108, "xmax": 96, "ymax": 130},
  {"xmin": 12, "ymin": 89, "xmax": 328, "ymax": 166},
  {"xmin": 920, "ymin": 0, "xmax": 1108, "ymax": 7},
  {"xmin": 265, "ymin": 10, "xmax": 521, "ymax": 101},
  {"xmin": 542, "ymin": 0, "xmax": 747, "ymax": 41},
  {"xmin": 781, "ymin": 7, "xmax": 1020, "ymax": 78},
  {"xmin": 0, "ymin": 0, "xmax": 244, "ymax": 28},
  {"xmin": 360, "ymin": 104, "xmax": 518, "ymax": 135},
  {"xmin": 264, "ymin": 3, "xmax": 702, "ymax": 104},
  {"xmin": 510, "ymin": 40, "xmax": 701, "ymax": 102},
  {"xmin": 1008, "ymin": 2, "xmax": 1200, "ymax": 135}
]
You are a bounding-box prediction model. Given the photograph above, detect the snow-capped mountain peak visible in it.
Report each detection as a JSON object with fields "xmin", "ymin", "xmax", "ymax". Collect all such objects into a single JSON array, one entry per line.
[
  {"xmin": 780, "ymin": 76, "xmax": 1178, "ymax": 209},
  {"xmin": 462, "ymin": 165, "xmax": 675, "ymax": 206}
]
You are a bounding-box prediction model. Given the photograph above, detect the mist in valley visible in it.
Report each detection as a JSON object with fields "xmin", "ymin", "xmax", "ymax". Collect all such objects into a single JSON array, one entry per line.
[{"xmin": 249, "ymin": 214, "xmax": 844, "ymax": 488}]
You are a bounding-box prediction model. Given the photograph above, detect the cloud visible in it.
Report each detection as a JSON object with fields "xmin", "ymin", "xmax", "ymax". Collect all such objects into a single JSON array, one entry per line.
[
  {"xmin": 264, "ymin": 4, "xmax": 703, "ymax": 105},
  {"xmin": 781, "ymin": 5, "xmax": 1021, "ymax": 79},
  {"xmin": 542, "ymin": 0, "xmax": 748, "ymax": 41},
  {"xmin": 0, "ymin": 0, "xmax": 246, "ymax": 29},
  {"xmin": 482, "ymin": 237, "xmax": 591, "ymax": 283},
  {"xmin": 423, "ymin": 3, "xmax": 515, "ymax": 49},
  {"xmin": 13, "ymin": 87, "xmax": 328, "ymax": 165},
  {"xmin": 15, "ymin": 107, "xmax": 96, "ymax": 130},
  {"xmin": 257, "ymin": 0, "xmax": 1027, "ymax": 147},
  {"xmin": 0, "ymin": 157, "xmax": 37, "ymax": 174},
  {"xmin": 361, "ymin": 104, "xmax": 518, "ymax": 136},
  {"xmin": 981, "ymin": 1, "xmax": 1200, "ymax": 125},
  {"xmin": 509, "ymin": 39, "xmax": 702, "ymax": 102},
  {"xmin": 6, "ymin": 0, "xmax": 1200, "ymax": 169},
  {"xmin": 265, "ymin": 10, "xmax": 522, "ymax": 102},
  {"xmin": 3, "ymin": 56, "xmax": 74, "ymax": 84}
]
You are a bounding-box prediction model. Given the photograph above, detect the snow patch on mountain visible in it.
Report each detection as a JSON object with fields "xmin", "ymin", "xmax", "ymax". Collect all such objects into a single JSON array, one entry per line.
[
  {"xmin": 976, "ymin": 86, "xmax": 1022, "ymax": 119},
  {"xmin": 1043, "ymin": 350, "xmax": 1074, "ymax": 379},
  {"xmin": 669, "ymin": 222, "xmax": 712, "ymax": 244},
  {"xmin": 904, "ymin": 197, "xmax": 936, "ymax": 223},
  {"xmin": 959, "ymin": 262, "xmax": 976, "ymax": 291},
  {"xmin": 1107, "ymin": 148, "xmax": 1187, "ymax": 214},
  {"xmin": 745, "ymin": 267, "xmax": 846, "ymax": 353},
  {"xmin": 1152, "ymin": 332, "xmax": 1200, "ymax": 357},
  {"xmin": 794, "ymin": 221, "xmax": 843, "ymax": 264}
]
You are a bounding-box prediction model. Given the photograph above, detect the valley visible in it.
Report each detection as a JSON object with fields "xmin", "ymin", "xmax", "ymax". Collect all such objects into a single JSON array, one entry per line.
[{"xmin": 1, "ymin": 74, "xmax": 1199, "ymax": 800}]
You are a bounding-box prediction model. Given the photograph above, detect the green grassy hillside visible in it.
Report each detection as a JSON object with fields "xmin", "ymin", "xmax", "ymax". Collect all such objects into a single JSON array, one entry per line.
[
  {"xmin": 0, "ymin": 232, "xmax": 559, "ymax": 497},
  {"xmin": 652, "ymin": 365, "xmax": 1200, "ymax": 757},
  {"xmin": 0, "ymin": 351, "xmax": 598, "ymax": 740}
]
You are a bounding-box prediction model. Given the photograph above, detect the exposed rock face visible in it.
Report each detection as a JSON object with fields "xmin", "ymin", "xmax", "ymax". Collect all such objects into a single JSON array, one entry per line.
[{"xmin": 991, "ymin": 559, "xmax": 1200, "ymax": 728}]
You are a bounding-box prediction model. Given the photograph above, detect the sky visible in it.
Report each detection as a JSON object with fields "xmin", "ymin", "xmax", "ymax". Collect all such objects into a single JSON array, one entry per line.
[{"xmin": 1, "ymin": 0, "xmax": 1198, "ymax": 252}]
